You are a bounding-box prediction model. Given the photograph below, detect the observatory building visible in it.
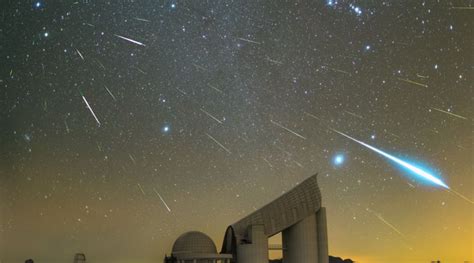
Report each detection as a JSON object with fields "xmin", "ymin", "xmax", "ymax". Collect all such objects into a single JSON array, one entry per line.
[{"xmin": 164, "ymin": 174, "xmax": 328, "ymax": 263}]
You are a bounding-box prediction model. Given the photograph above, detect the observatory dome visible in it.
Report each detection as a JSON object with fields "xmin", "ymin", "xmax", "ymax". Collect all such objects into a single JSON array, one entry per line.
[{"xmin": 171, "ymin": 231, "xmax": 217, "ymax": 255}]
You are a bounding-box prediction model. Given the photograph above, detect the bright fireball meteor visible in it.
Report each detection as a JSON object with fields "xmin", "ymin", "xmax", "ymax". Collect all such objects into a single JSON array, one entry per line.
[{"xmin": 331, "ymin": 128, "xmax": 449, "ymax": 189}]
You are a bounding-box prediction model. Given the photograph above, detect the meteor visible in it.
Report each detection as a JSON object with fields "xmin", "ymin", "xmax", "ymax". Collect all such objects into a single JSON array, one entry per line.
[
  {"xmin": 114, "ymin": 34, "xmax": 146, "ymax": 46},
  {"xmin": 80, "ymin": 93, "xmax": 101, "ymax": 127},
  {"xmin": 153, "ymin": 188, "xmax": 171, "ymax": 212},
  {"xmin": 331, "ymin": 128, "xmax": 449, "ymax": 189}
]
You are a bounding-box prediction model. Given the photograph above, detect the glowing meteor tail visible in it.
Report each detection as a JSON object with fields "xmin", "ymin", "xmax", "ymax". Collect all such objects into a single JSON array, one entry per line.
[{"xmin": 331, "ymin": 128, "xmax": 449, "ymax": 189}]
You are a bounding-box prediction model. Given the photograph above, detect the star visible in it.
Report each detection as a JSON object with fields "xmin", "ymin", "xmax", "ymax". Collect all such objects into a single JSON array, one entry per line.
[
  {"xmin": 162, "ymin": 125, "xmax": 170, "ymax": 134},
  {"xmin": 333, "ymin": 154, "xmax": 345, "ymax": 166}
]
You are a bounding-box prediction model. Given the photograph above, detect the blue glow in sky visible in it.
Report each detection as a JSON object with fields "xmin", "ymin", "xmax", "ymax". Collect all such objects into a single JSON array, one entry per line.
[{"xmin": 333, "ymin": 153, "xmax": 345, "ymax": 166}]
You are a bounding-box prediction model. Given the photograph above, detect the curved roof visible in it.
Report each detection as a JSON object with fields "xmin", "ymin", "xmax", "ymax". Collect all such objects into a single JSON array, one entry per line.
[
  {"xmin": 172, "ymin": 231, "xmax": 217, "ymax": 255},
  {"xmin": 222, "ymin": 174, "xmax": 322, "ymax": 253}
]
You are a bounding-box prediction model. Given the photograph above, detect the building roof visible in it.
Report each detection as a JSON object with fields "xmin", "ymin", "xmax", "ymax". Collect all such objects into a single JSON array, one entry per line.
[
  {"xmin": 222, "ymin": 174, "xmax": 322, "ymax": 253},
  {"xmin": 172, "ymin": 231, "xmax": 217, "ymax": 255}
]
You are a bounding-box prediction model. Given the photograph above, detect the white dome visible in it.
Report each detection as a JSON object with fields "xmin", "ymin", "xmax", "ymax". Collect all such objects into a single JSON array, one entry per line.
[{"xmin": 172, "ymin": 231, "xmax": 217, "ymax": 255}]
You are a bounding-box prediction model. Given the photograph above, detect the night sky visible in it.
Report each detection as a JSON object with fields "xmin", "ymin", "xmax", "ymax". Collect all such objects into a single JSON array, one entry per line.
[{"xmin": 0, "ymin": 0, "xmax": 472, "ymax": 262}]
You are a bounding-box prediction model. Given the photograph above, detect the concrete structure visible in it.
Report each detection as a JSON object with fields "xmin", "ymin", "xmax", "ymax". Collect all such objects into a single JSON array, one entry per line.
[
  {"xmin": 165, "ymin": 174, "xmax": 328, "ymax": 263},
  {"xmin": 164, "ymin": 231, "xmax": 232, "ymax": 263},
  {"xmin": 221, "ymin": 174, "xmax": 328, "ymax": 263}
]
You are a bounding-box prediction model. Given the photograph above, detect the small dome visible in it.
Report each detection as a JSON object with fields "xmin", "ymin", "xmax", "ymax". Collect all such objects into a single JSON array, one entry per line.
[{"xmin": 172, "ymin": 231, "xmax": 217, "ymax": 255}]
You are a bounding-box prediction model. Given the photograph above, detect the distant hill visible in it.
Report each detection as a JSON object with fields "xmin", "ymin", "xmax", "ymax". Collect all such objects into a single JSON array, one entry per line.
[{"xmin": 269, "ymin": 256, "xmax": 354, "ymax": 263}]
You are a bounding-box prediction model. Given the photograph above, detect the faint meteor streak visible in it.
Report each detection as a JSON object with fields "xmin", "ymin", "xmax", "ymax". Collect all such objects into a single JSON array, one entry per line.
[
  {"xmin": 104, "ymin": 86, "xmax": 117, "ymax": 101},
  {"xmin": 344, "ymin": 110, "xmax": 364, "ymax": 119},
  {"xmin": 114, "ymin": 34, "xmax": 146, "ymax": 46},
  {"xmin": 75, "ymin": 48, "xmax": 84, "ymax": 60},
  {"xmin": 450, "ymin": 6, "xmax": 474, "ymax": 9},
  {"xmin": 431, "ymin": 108, "xmax": 467, "ymax": 120},
  {"xmin": 81, "ymin": 94, "xmax": 101, "ymax": 127},
  {"xmin": 265, "ymin": 56, "xmax": 283, "ymax": 65},
  {"xmin": 206, "ymin": 133, "xmax": 231, "ymax": 154},
  {"xmin": 263, "ymin": 157, "xmax": 273, "ymax": 168},
  {"xmin": 322, "ymin": 65, "xmax": 351, "ymax": 75},
  {"xmin": 304, "ymin": 111, "xmax": 320, "ymax": 120},
  {"xmin": 331, "ymin": 128, "xmax": 449, "ymax": 189},
  {"xmin": 397, "ymin": 78, "xmax": 428, "ymax": 88},
  {"xmin": 270, "ymin": 120, "xmax": 306, "ymax": 140},
  {"xmin": 153, "ymin": 188, "xmax": 171, "ymax": 212},
  {"xmin": 207, "ymin": 84, "xmax": 223, "ymax": 93},
  {"xmin": 137, "ymin": 183, "xmax": 146, "ymax": 195},
  {"xmin": 134, "ymin": 17, "xmax": 151, "ymax": 22},
  {"xmin": 366, "ymin": 208, "xmax": 406, "ymax": 237},
  {"xmin": 237, "ymin": 37, "xmax": 261, "ymax": 45},
  {"xmin": 200, "ymin": 109, "xmax": 223, "ymax": 124}
]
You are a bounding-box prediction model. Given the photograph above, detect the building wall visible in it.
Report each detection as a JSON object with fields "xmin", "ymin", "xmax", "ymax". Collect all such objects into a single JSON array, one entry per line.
[
  {"xmin": 282, "ymin": 213, "xmax": 319, "ymax": 263},
  {"xmin": 236, "ymin": 225, "xmax": 268, "ymax": 263}
]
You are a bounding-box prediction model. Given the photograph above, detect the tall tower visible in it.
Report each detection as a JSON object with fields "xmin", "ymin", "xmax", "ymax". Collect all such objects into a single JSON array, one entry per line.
[{"xmin": 221, "ymin": 174, "xmax": 329, "ymax": 263}]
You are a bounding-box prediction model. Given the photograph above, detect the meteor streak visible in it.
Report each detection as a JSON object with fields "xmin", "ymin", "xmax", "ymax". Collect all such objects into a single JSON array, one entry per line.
[
  {"xmin": 104, "ymin": 86, "xmax": 117, "ymax": 101},
  {"xmin": 114, "ymin": 34, "xmax": 146, "ymax": 46},
  {"xmin": 237, "ymin": 37, "xmax": 261, "ymax": 45},
  {"xmin": 431, "ymin": 107, "xmax": 467, "ymax": 120},
  {"xmin": 331, "ymin": 128, "xmax": 449, "ymax": 189},
  {"xmin": 81, "ymin": 94, "xmax": 101, "ymax": 127},
  {"xmin": 271, "ymin": 120, "xmax": 306, "ymax": 140},
  {"xmin": 137, "ymin": 183, "xmax": 146, "ymax": 195},
  {"xmin": 397, "ymin": 77, "xmax": 428, "ymax": 88},
  {"xmin": 75, "ymin": 48, "xmax": 84, "ymax": 60},
  {"xmin": 153, "ymin": 188, "xmax": 171, "ymax": 212},
  {"xmin": 206, "ymin": 133, "xmax": 231, "ymax": 154},
  {"xmin": 367, "ymin": 208, "xmax": 405, "ymax": 237},
  {"xmin": 200, "ymin": 109, "xmax": 223, "ymax": 124}
]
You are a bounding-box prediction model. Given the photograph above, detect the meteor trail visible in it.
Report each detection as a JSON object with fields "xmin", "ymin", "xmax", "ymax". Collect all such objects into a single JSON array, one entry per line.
[
  {"xmin": 81, "ymin": 94, "xmax": 101, "ymax": 127},
  {"xmin": 331, "ymin": 128, "xmax": 449, "ymax": 189},
  {"xmin": 200, "ymin": 109, "xmax": 223, "ymax": 124},
  {"xmin": 366, "ymin": 208, "xmax": 406, "ymax": 237},
  {"xmin": 75, "ymin": 48, "xmax": 84, "ymax": 60},
  {"xmin": 431, "ymin": 108, "xmax": 467, "ymax": 120},
  {"xmin": 114, "ymin": 34, "xmax": 146, "ymax": 46},
  {"xmin": 153, "ymin": 188, "xmax": 171, "ymax": 212},
  {"xmin": 104, "ymin": 86, "xmax": 117, "ymax": 101},
  {"xmin": 206, "ymin": 133, "xmax": 231, "ymax": 154},
  {"xmin": 304, "ymin": 111, "xmax": 320, "ymax": 120},
  {"xmin": 237, "ymin": 37, "xmax": 261, "ymax": 45},
  {"xmin": 397, "ymin": 78, "xmax": 428, "ymax": 88},
  {"xmin": 207, "ymin": 84, "xmax": 223, "ymax": 93},
  {"xmin": 344, "ymin": 110, "xmax": 364, "ymax": 119},
  {"xmin": 137, "ymin": 183, "xmax": 146, "ymax": 195},
  {"xmin": 134, "ymin": 17, "xmax": 151, "ymax": 22},
  {"xmin": 271, "ymin": 120, "xmax": 306, "ymax": 140}
]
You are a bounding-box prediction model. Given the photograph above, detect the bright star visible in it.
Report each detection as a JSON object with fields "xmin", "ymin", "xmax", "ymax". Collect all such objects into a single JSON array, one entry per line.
[
  {"xmin": 333, "ymin": 154, "xmax": 345, "ymax": 166},
  {"xmin": 365, "ymin": 45, "xmax": 371, "ymax": 51},
  {"xmin": 162, "ymin": 125, "xmax": 170, "ymax": 133},
  {"xmin": 35, "ymin": 2, "xmax": 41, "ymax": 8},
  {"xmin": 44, "ymin": 32, "xmax": 49, "ymax": 37},
  {"xmin": 371, "ymin": 134, "xmax": 376, "ymax": 139},
  {"xmin": 171, "ymin": 3, "xmax": 176, "ymax": 9}
]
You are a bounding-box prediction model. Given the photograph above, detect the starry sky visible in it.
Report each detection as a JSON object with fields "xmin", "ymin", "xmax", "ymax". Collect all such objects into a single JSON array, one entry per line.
[{"xmin": 0, "ymin": 0, "xmax": 472, "ymax": 263}]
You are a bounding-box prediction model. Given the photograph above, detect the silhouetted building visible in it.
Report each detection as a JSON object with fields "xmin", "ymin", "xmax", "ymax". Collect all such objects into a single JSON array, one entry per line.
[
  {"xmin": 165, "ymin": 174, "xmax": 329, "ymax": 263},
  {"xmin": 73, "ymin": 253, "xmax": 86, "ymax": 263}
]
